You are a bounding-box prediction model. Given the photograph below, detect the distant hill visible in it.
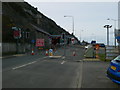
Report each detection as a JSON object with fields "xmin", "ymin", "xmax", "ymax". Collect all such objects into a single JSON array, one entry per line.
[{"xmin": 2, "ymin": 2, "xmax": 78, "ymax": 43}]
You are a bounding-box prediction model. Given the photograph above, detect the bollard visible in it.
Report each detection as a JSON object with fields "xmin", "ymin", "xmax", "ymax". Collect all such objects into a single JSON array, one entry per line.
[
  {"xmin": 31, "ymin": 49, "xmax": 34, "ymax": 55},
  {"xmin": 49, "ymin": 49, "xmax": 53, "ymax": 56},
  {"xmin": 45, "ymin": 49, "xmax": 49, "ymax": 56},
  {"xmin": 73, "ymin": 51, "xmax": 76, "ymax": 56}
]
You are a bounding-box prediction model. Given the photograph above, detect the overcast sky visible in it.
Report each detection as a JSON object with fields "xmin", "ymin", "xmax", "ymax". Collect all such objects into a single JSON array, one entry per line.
[{"xmin": 25, "ymin": 0, "xmax": 118, "ymax": 45}]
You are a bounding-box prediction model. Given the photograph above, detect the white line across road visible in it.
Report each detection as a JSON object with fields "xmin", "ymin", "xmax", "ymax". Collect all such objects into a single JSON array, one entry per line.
[{"xmin": 12, "ymin": 56, "xmax": 48, "ymax": 70}]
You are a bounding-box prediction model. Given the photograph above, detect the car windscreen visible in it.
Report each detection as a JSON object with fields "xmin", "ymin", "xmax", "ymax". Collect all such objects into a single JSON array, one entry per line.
[{"xmin": 114, "ymin": 56, "xmax": 120, "ymax": 62}]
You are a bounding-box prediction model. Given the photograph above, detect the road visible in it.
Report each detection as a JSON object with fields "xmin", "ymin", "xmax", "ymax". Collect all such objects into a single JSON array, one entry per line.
[{"xmin": 2, "ymin": 45, "xmax": 120, "ymax": 89}]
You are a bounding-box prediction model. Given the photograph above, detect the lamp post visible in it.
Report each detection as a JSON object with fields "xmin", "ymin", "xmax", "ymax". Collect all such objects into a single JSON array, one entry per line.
[
  {"xmin": 80, "ymin": 30, "xmax": 84, "ymax": 42},
  {"xmin": 104, "ymin": 25, "xmax": 112, "ymax": 46},
  {"xmin": 64, "ymin": 15, "xmax": 74, "ymax": 35},
  {"xmin": 64, "ymin": 15, "xmax": 74, "ymax": 59},
  {"xmin": 91, "ymin": 33, "xmax": 94, "ymax": 40}
]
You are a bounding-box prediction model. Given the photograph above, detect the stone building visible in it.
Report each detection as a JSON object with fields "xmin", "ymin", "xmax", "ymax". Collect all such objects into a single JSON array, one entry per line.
[{"xmin": 2, "ymin": 22, "xmax": 52, "ymax": 55}]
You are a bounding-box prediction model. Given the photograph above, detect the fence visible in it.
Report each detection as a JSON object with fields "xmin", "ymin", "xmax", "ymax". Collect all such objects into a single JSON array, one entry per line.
[{"xmin": 106, "ymin": 46, "xmax": 119, "ymax": 60}]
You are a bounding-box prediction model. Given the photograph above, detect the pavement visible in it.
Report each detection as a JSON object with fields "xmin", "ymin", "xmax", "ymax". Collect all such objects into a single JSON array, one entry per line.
[
  {"xmin": 1, "ymin": 47, "xmax": 48, "ymax": 59},
  {"xmin": 2, "ymin": 45, "xmax": 120, "ymax": 89},
  {"xmin": 81, "ymin": 61, "xmax": 119, "ymax": 88},
  {"xmin": 1, "ymin": 54, "xmax": 26, "ymax": 59},
  {"xmin": 83, "ymin": 58, "xmax": 100, "ymax": 61}
]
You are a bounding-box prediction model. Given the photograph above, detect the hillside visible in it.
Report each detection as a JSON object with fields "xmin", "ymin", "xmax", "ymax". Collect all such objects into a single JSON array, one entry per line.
[{"xmin": 2, "ymin": 2, "xmax": 76, "ymax": 43}]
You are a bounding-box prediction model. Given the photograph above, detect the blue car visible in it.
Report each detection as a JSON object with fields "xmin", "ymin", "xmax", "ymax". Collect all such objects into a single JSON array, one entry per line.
[{"xmin": 107, "ymin": 55, "xmax": 120, "ymax": 84}]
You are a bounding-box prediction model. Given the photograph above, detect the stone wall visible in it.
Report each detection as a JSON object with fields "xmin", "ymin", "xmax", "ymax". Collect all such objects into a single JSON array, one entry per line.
[{"xmin": 2, "ymin": 43, "xmax": 16, "ymax": 54}]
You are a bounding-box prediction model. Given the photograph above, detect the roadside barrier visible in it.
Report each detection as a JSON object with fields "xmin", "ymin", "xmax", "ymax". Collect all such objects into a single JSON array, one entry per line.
[{"xmin": 96, "ymin": 50, "xmax": 99, "ymax": 58}]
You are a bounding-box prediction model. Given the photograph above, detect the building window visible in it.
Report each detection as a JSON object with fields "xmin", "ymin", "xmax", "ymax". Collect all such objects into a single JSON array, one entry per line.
[{"xmin": 26, "ymin": 32, "xmax": 30, "ymax": 39}]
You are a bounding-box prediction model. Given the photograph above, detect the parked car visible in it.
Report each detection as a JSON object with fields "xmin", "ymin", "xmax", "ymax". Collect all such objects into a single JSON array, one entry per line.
[
  {"xmin": 85, "ymin": 45, "xmax": 92, "ymax": 50},
  {"xmin": 99, "ymin": 43, "xmax": 105, "ymax": 47},
  {"xmin": 107, "ymin": 55, "xmax": 120, "ymax": 84},
  {"xmin": 85, "ymin": 45, "xmax": 89, "ymax": 49}
]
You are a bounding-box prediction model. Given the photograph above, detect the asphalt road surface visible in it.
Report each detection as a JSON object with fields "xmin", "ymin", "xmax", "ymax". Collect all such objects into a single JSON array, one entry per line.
[{"xmin": 2, "ymin": 45, "xmax": 120, "ymax": 89}]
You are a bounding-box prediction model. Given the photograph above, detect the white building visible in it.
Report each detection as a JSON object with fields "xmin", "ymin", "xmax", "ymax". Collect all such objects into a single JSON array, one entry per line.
[
  {"xmin": 117, "ymin": 1, "xmax": 120, "ymax": 54},
  {"xmin": 118, "ymin": 1, "xmax": 120, "ymax": 29}
]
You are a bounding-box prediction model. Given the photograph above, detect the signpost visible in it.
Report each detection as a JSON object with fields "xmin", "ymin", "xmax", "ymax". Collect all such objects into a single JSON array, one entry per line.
[
  {"xmin": 62, "ymin": 33, "xmax": 66, "ymax": 59},
  {"xmin": 12, "ymin": 27, "xmax": 21, "ymax": 54}
]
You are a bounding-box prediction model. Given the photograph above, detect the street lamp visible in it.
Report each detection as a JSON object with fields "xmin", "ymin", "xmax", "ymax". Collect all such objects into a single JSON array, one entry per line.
[
  {"xmin": 64, "ymin": 15, "xmax": 74, "ymax": 35},
  {"xmin": 91, "ymin": 33, "xmax": 95, "ymax": 41},
  {"xmin": 104, "ymin": 25, "xmax": 112, "ymax": 46},
  {"xmin": 80, "ymin": 30, "xmax": 84, "ymax": 42}
]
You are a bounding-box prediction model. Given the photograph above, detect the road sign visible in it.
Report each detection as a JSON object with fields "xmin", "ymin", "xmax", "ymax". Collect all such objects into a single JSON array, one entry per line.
[
  {"xmin": 71, "ymin": 38, "xmax": 75, "ymax": 44},
  {"xmin": 36, "ymin": 39, "xmax": 44, "ymax": 47},
  {"xmin": 13, "ymin": 29, "xmax": 21, "ymax": 39},
  {"xmin": 49, "ymin": 49, "xmax": 53, "ymax": 53},
  {"xmin": 116, "ymin": 36, "xmax": 120, "ymax": 42},
  {"xmin": 12, "ymin": 27, "xmax": 17, "ymax": 30},
  {"xmin": 12, "ymin": 27, "xmax": 21, "ymax": 39},
  {"xmin": 31, "ymin": 40, "xmax": 35, "ymax": 43}
]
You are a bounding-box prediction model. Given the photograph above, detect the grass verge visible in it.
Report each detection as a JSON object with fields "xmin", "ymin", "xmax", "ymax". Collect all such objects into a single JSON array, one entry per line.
[{"xmin": 98, "ymin": 54, "xmax": 106, "ymax": 61}]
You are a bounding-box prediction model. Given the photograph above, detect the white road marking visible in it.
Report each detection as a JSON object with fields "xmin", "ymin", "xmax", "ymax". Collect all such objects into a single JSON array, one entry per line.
[
  {"xmin": 61, "ymin": 60, "xmax": 66, "ymax": 64},
  {"xmin": 35, "ymin": 56, "xmax": 48, "ymax": 61},
  {"xmin": 62, "ymin": 56, "xmax": 65, "ymax": 59},
  {"xmin": 77, "ymin": 60, "xmax": 83, "ymax": 88},
  {"xmin": 42, "ymin": 56, "xmax": 48, "ymax": 59},
  {"xmin": 12, "ymin": 61, "xmax": 37, "ymax": 70},
  {"xmin": 12, "ymin": 56, "xmax": 48, "ymax": 70}
]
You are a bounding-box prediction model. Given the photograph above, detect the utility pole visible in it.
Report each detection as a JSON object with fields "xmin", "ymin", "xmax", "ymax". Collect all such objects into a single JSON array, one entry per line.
[
  {"xmin": 107, "ymin": 18, "xmax": 117, "ymax": 48},
  {"xmin": 62, "ymin": 33, "xmax": 66, "ymax": 59},
  {"xmin": 64, "ymin": 15, "xmax": 74, "ymax": 35},
  {"xmin": 104, "ymin": 25, "xmax": 112, "ymax": 46}
]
